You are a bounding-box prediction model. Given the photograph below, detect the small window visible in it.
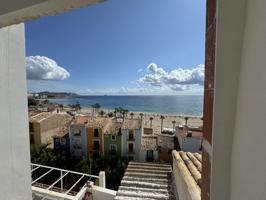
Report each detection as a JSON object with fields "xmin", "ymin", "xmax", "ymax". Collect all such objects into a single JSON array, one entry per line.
[
  {"xmin": 111, "ymin": 135, "xmax": 116, "ymax": 141},
  {"xmin": 30, "ymin": 134, "xmax": 35, "ymax": 144},
  {"xmin": 73, "ymin": 143, "xmax": 82, "ymax": 149},
  {"xmin": 29, "ymin": 123, "xmax": 34, "ymax": 132},
  {"xmin": 110, "ymin": 144, "xmax": 117, "ymax": 151},
  {"xmin": 74, "ymin": 131, "xmax": 81, "ymax": 136},
  {"xmin": 93, "ymin": 140, "xmax": 100, "ymax": 150},
  {"xmin": 129, "ymin": 130, "xmax": 134, "ymax": 140},
  {"xmin": 74, "ymin": 126, "xmax": 81, "ymax": 136},
  {"xmin": 128, "ymin": 143, "xmax": 134, "ymax": 153},
  {"xmin": 94, "ymin": 129, "xmax": 99, "ymax": 137}
]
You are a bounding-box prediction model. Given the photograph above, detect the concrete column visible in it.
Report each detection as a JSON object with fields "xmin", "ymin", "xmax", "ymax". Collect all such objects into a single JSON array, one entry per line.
[
  {"xmin": 0, "ymin": 23, "xmax": 32, "ymax": 199},
  {"xmin": 99, "ymin": 171, "xmax": 106, "ymax": 188}
]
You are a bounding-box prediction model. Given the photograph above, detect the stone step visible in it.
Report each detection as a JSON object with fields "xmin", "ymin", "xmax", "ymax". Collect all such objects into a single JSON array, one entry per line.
[
  {"xmin": 123, "ymin": 176, "xmax": 169, "ymax": 184},
  {"xmin": 121, "ymin": 180, "xmax": 169, "ymax": 189},
  {"xmin": 125, "ymin": 171, "xmax": 168, "ymax": 179},
  {"xmin": 126, "ymin": 168, "xmax": 171, "ymax": 174},
  {"xmin": 115, "ymin": 189, "xmax": 169, "ymax": 200},
  {"xmin": 127, "ymin": 165, "xmax": 172, "ymax": 172},
  {"xmin": 118, "ymin": 186, "xmax": 169, "ymax": 194}
]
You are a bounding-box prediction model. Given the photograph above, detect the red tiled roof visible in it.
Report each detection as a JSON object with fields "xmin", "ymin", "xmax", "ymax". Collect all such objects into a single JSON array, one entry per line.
[{"xmin": 75, "ymin": 115, "xmax": 89, "ymax": 125}]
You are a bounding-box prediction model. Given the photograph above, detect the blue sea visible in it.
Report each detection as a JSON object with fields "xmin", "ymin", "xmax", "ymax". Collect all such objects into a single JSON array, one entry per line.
[{"xmin": 49, "ymin": 95, "xmax": 203, "ymax": 117}]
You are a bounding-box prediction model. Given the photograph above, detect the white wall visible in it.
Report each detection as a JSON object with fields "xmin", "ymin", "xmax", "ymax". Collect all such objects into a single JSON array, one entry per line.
[
  {"xmin": 0, "ymin": 23, "xmax": 32, "ymax": 199},
  {"xmin": 211, "ymin": 0, "xmax": 247, "ymax": 199},
  {"xmin": 230, "ymin": 1, "xmax": 266, "ymax": 199},
  {"xmin": 213, "ymin": 0, "xmax": 266, "ymax": 199},
  {"xmin": 92, "ymin": 185, "xmax": 116, "ymax": 200},
  {"xmin": 178, "ymin": 136, "xmax": 202, "ymax": 152}
]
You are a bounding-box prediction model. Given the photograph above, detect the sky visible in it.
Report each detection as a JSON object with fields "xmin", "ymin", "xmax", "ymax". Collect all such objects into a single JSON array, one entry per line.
[{"xmin": 26, "ymin": 0, "xmax": 206, "ymax": 95}]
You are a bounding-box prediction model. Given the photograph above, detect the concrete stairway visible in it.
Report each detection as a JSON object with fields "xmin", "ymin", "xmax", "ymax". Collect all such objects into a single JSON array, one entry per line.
[{"xmin": 114, "ymin": 161, "xmax": 175, "ymax": 200}]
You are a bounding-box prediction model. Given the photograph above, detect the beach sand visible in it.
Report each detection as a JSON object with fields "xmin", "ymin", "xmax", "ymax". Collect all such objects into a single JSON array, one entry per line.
[{"xmin": 79, "ymin": 107, "xmax": 203, "ymax": 128}]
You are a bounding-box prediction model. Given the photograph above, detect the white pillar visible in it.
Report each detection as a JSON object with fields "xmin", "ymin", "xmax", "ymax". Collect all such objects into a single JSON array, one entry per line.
[
  {"xmin": 0, "ymin": 23, "xmax": 32, "ymax": 199},
  {"xmin": 99, "ymin": 171, "xmax": 106, "ymax": 188}
]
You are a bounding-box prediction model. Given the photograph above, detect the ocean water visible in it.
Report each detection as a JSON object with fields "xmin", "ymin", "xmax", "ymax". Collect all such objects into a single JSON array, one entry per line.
[{"xmin": 49, "ymin": 95, "xmax": 203, "ymax": 117}]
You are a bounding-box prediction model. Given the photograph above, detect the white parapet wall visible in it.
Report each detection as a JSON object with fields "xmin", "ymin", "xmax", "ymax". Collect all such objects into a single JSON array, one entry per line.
[
  {"xmin": 99, "ymin": 171, "xmax": 106, "ymax": 188},
  {"xmin": 92, "ymin": 185, "xmax": 117, "ymax": 200}
]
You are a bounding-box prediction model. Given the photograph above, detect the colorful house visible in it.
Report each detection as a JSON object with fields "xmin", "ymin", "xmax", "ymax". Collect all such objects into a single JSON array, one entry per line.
[
  {"xmin": 121, "ymin": 118, "xmax": 142, "ymax": 161},
  {"xmin": 86, "ymin": 117, "xmax": 109, "ymax": 159},
  {"xmin": 103, "ymin": 119, "xmax": 123, "ymax": 159},
  {"xmin": 69, "ymin": 115, "xmax": 88, "ymax": 159}
]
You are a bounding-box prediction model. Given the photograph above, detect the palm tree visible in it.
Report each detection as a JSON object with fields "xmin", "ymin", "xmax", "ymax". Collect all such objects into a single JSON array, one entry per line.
[
  {"xmin": 130, "ymin": 112, "xmax": 134, "ymax": 119},
  {"xmin": 122, "ymin": 110, "xmax": 126, "ymax": 121},
  {"xmin": 140, "ymin": 113, "xmax": 143, "ymax": 121},
  {"xmin": 125, "ymin": 109, "xmax": 129, "ymax": 118},
  {"xmin": 100, "ymin": 110, "xmax": 105, "ymax": 117},
  {"xmin": 94, "ymin": 103, "xmax": 101, "ymax": 111},
  {"xmin": 149, "ymin": 117, "xmax": 153, "ymax": 128},
  {"xmin": 184, "ymin": 116, "xmax": 189, "ymax": 126},
  {"xmin": 160, "ymin": 115, "xmax": 165, "ymax": 132},
  {"xmin": 172, "ymin": 120, "xmax": 176, "ymax": 132},
  {"xmin": 75, "ymin": 101, "xmax": 81, "ymax": 111}
]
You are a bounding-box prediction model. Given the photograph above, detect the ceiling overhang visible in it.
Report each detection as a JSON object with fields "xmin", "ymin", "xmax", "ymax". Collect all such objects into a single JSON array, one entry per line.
[{"xmin": 0, "ymin": 0, "xmax": 105, "ymax": 28}]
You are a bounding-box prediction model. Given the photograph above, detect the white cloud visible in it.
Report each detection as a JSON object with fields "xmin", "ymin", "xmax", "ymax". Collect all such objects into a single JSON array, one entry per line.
[
  {"xmin": 138, "ymin": 63, "xmax": 204, "ymax": 91},
  {"xmin": 26, "ymin": 56, "xmax": 70, "ymax": 80}
]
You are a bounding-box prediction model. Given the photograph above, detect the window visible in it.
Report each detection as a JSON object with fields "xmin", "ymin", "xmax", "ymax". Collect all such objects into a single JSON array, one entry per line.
[
  {"xmin": 74, "ymin": 126, "xmax": 81, "ymax": 136},
  {"xmin": 110, "ymin": 144, "xmax": 117, "ymax": 151},
  {"xmin": 111, "ymin": 135, "xmax": 116, "ymax": 141},
  {"xmin": 128, "ymin": 143, "xmax": 134, "ymax": 153},
  {"xmin": 73, "ymin": 138, "xmax": 81, "ymax": 149},
  {"xmin": 61, "ymin": 138, "xmax": 66, "ymax": 146},
  {"xmin": 73, "ymin": 143, "xmax": 82, "ymax": 149},
  {"xmin": 93, "ymin": 140, "xmax": 100, "ymax": 150},
  {"xmin": 94, "ymin": 129, "xmax": 99, "ymax": 137},
  {"xmin": 30, "ymin": 134, "xmax": 35, "ymax": 144},
  {"xmin": 29, "ymin": 123, "xmax": 34, "ymax": 132},
  {"xmin": 110, "ymin": 144, "xmax": 117, "ymax": 155},
  {"xmin": 129, "ymin": 130, "xmax": 134, "ymax": 140}
]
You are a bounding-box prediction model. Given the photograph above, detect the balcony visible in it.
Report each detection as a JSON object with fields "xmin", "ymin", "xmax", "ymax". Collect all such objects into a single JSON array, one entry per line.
[
  {"xmin": 127, "ymin": 137, "xmax": 135, "ymax": 141},
  {"xmin": 93, "ymin": 145, "xmax": 100, "ymax": 150},
  {"xmin": 127, "ymin": 151, "xmax": 135, "ymax": 155},
  {"xmin": 109, "ymin": 149, "xmax": 117, "ymax": 155},
  {"xmin": 31, "ymin": 163, "xmax": 116, "ymax": 200}
]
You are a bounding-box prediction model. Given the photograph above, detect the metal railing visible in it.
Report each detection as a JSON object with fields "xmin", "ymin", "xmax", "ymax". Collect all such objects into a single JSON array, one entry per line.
[{"xmin": 31, "ymin": 163, "xmax": 99, "ymax": 200}]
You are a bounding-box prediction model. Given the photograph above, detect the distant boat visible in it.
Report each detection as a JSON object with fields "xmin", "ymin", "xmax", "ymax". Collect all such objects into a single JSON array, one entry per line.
[{"xmin": 104, "ymin": 94, "xmax": 108, "ymax": 96}]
